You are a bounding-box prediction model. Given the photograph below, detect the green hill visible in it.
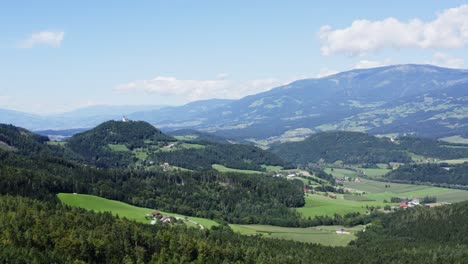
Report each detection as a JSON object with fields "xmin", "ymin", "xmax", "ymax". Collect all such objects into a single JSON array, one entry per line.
[
  {"xmin": 271, "ymin": 131, "xmax": 468, "ymax": 165},
  {"xmin": 385, "ymin": 162, "xmax": 468, "ymax": 186},
  {"xmin": 66, "ymin": 120, "xmax": 174, "ymax": 166},
  {"xmin": 271, "ymin": 131, "xmax": 410, "ymax": 165},
  {"xmin": 65, "ymin": 120, "xmax": 289, "ymax": 170},
  {"xmin": 0, "ymin": 123, "xmax": 50, "ymax": 154}
]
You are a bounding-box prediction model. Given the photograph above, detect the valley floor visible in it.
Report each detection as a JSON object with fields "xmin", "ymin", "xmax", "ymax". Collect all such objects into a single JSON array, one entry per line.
[{"xmin": 59, "ymin": 193, "xmax": 363, "ymax": 246}]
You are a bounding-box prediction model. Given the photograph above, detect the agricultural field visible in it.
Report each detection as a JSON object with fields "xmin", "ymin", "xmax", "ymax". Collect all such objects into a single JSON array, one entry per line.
[
  {"xmin": 343, "ymin": 178, "xmax": 468, "ymax": 204},
  {"xmin": 58, "ymin": 193, "xmax": 218, "ymax": 229},
  {"xmin": 261, "ymin": 165, "xmax": 283, "ymax": 172},
  {"xmin": 58, "ymin": 193, "xmax": 362, "ymax": 246},
  {"xmin": 440, "ymin": 135, "xmax": 468, "ymax": 144},
  {"xmin": 46, "ymin": 141, "xmax": 67, "ymax": 146},
  {"xmin": 173, "ymin": 135, "xmax": 198, "ymax": 141},
  {"xmin": 297, "ymin": 194, "xmax": 380, "ymax": 218},
  {"xmin": 299, "ymin": 178, "xmax": 468, "ymax": 218},
  {"xmin": 157, "ymin": 142, "xmax": 205, "ymax": 152},
  {"xmin": 357, "ymin": 168, "xmax": 391, "ymax": 178},
  {"xmin": 108, "ymin": 144, "xmax": 130, "ymax": 152},
  {"xmin": 212, "ymin": 164, "xmax": 264, "ymax": 174},
  {"xmin": 230, "ymin": 224, "xmax": 365, "ymax": 246},
  {"xmin": 437, "ymin": 158, "xmax": 468, "ymax": 164},
  {"xmin": 324, "ymin": 168, "xmax": 357, "ymax": 178}
]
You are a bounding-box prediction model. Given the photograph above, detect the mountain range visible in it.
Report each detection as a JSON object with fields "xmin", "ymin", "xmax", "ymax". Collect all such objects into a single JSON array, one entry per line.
[{"xmin": 1, "ymin": 64, "xmax": 467, "ymax": 143}]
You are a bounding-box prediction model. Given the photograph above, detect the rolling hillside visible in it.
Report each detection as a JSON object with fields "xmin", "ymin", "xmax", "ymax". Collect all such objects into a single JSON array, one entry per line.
[
  {"xmin": 65, "ymin": 120, "xmax": 288, "ymax": 170},
  {"xmin": 270, "ymin": 131, "xmax": 468, "ymax": 165}
]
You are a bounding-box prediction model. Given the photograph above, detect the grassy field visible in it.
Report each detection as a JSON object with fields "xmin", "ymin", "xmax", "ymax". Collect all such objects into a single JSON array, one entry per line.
[
  {"xmin": 173, "ymin": 135, "xmax": 198, "ymax": 141},
  {"xmin": 358, "ymin": 168, "xmax": 391, "ymax": 178},
  {"xmin": 212, "ymin": 164, "xmax": 264, "ymax": 174},
  {"xmin": 132, "ymin": 149, "xmax": 149, "ymax": 160},
  {"xmin": 324, "ymin": 168, "xmax": 357, "ymax": 178},
  {"xmin": 297, "ymin": 194, "xmax": 378, "ymax": 218},
  {"xmin": 440, "ymin": 135, "xmax": 468, "ymax": 144},
  {"xmin": 261, "ymin": 165, "xmax": 283, "ymax": 172},
  {"xmin": 437, "ymin": 158, "xmax": 468, "ymax": 164},
  {"xmin": 298, "ymin": 178, "xmax": 468, "ymax": 218},
  {"xmin": 108, "ymin": 144, "xmax": 130, "ymax": 152},
  {"xmin": 58, "ymin": 193, "xmax": 218, "ymax": 229},
  {"xmin": 46, "ymin": 141, "xmax": 67, "ymax": 146},
  {"xmin": 230, "ymin": 224, "xmax": 365, "ymax": 246},
  {"xmin": 344, "ymin": 178, "xmax": 468, "ymax": 203},
  {"xmin": 58, "ymin": 193, "xmax": 362, "ymax": 246}
]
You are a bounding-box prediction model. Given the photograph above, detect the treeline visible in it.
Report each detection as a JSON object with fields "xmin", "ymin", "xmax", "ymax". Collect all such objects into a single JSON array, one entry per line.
[
  {"xmin": 0, "ymin": 150, "xmax": 304, "ymax": 226},
  {"xmin": 0, "ymin": 124, "xmax": 50, "ymax": 154},
  {"xmin": 355, "ymin": 200, "xmax": 468, "ymax": 246},
  {"xmin": 271, "ymin": 131, "xmax": 468, "ymax": 166},
  {"xmin": 3, "ymin": 195, "xmax": 468, "ymax": 263},
  {"xmin": 385, "ymin": 162, "xmax": 468, "ymax": 185},
  {"xmin": 271, "ymin": 131, "xmax": 411, "ymax": 165},
  {"xmin": 398, "ymin": 136, "xmax": 468, "ymax": 160},
  {"xmin": 151, "ymin": 143, "xmax": 291, "ymax": 171}
]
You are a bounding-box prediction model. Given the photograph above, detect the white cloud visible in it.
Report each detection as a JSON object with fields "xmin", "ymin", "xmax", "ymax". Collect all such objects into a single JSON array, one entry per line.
[
  {"xmin": 352, "ymin": 59, "xmax": 392, "ymax": 69},
  {"xmin": 319, "ymin": 4, "xmax": 468, "ymax": 56},
  {"xmin": 22, "ymin": 30, "xmax": 65, "ymax": 48},
  {"xmin": 0, "ymin": 96, "xmax": 11, "ymax": 101},
  {"xmin": 315, "ymin": 68, "xmax": 339, "ymax": 78},
  {"xmin": 115, "ymin": 76, "xmax": 286, "ymax": 101},
  {"xmin": 429, "ymin": 52, "xmax": 465, "ymax": 69}
]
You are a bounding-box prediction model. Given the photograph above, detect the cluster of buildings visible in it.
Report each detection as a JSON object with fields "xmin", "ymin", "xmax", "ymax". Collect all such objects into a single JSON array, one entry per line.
[
  {"xmin": 146, "ymin": 211, "xmax": 173, "ymax": 225},
  {"xmin": 398, "ymin": 198, "xmax": 420, "ymax": 209}
]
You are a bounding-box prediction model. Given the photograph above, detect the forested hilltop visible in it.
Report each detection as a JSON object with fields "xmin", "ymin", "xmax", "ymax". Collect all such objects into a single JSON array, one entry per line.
[
  {"xmin": 385, "ymin": 162, "xmax": 468, "ymax": 186},
  {"xmin": 271, "ymin": 131, "xmax": 468, "ymax": 165},
  {"xmin": 65, "ymin": 120, "xmax": 289, "ymax": 170}
]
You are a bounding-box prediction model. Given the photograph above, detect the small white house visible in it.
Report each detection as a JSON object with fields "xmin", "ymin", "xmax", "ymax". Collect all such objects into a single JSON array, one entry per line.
[{"xmin": 336, "ymin": 228, "xmax": 350, "ymax": 235}]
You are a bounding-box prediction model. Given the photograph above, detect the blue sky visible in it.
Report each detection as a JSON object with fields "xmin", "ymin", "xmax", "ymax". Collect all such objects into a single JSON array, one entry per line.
[{"xmin": 1, "ymin": 1, "xmax": 467, "ymax": 113}]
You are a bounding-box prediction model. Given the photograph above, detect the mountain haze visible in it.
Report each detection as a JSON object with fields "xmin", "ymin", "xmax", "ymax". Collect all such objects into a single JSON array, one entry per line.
[{"xmin": 1, "ymin": 65, "xmax": 466, "ymax": 142}]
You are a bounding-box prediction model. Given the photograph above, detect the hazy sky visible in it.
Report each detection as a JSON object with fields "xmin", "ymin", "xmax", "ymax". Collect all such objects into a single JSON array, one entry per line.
[{"xmin": 1, "ymin": 1, "xmax": 467, "ymax": 113}]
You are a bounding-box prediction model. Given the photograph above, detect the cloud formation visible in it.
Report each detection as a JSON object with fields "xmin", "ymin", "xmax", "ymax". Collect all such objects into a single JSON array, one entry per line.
[
  {"xmin": 352, "ymin": 59, "xmax": 392, "ymax": 69},
  {"xmin": 22, "ymin": 30, "xmax": 65, "ymax": 48},
  {"xmin": 319, "ymin": 5, "xmax": 468, "ymax": 56},
  {"xmin": 429, "ymin": 52, "xmax": 465, "ymax": 69},
  {"xmin": 315, "ymin": 68, "xmax": 339, "ymax": 78},
  {"xmin": 116, "ymin": 76, "xmax": 285, "ymax": 101}
]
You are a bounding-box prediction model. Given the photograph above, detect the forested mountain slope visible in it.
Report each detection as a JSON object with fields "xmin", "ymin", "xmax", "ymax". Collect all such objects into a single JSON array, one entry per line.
[{"xmin": 271, "ymin": 131, "xmax": 468, "ymax": 165}]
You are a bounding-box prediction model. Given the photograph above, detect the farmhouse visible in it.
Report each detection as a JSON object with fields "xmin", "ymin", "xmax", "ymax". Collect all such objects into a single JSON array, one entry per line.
[
  {"xmin": 152, "ymin": 211, "xmax": 161, "ymax": 217},
  {"xmin": 161, "ymin": 216, "xmax": 172, "ymax": 223},
  {"xmin": 336, "ymin": 228, "xmax": 350, "ymax": 235}
]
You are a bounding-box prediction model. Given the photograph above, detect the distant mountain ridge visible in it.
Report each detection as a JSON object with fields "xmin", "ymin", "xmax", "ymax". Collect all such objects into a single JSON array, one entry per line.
[{"xmin": 1, "ymin": 64, "xmax": 467, "ymax": 141}]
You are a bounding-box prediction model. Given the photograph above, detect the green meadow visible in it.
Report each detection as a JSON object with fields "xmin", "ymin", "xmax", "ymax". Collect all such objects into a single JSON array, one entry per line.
[
  {"xmin": 58, "ymin": 193, "xmax": 363, "ymax": 246},
  {"xmin": 230, "ymin": 224, "xmax": 365, "ymax": 246},
  {"xmin": 108, "ymin": 144, "xmax": 130, "ymax": 152},
  {"xmin": 212, "ymin": 164, "xmax": 264, "ymax": 174},
  {"xmin": 58, "ymin": 193, "xmax": 218, "ymax": 229},
  {"xmin": 298, "ymin": 178, "xmax": 468, "ymax": 218}
]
